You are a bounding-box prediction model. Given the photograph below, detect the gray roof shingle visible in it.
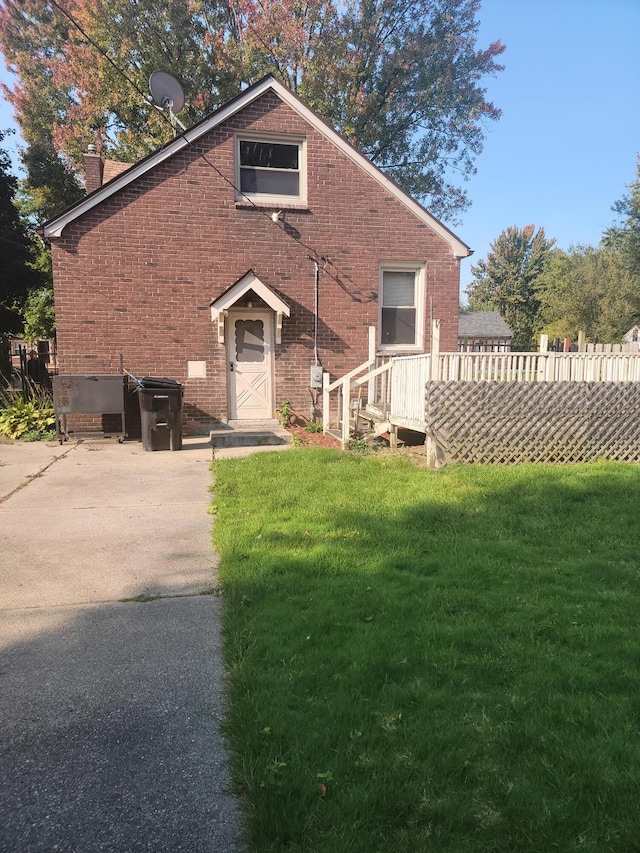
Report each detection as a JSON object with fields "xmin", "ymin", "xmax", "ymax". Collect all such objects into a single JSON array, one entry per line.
[{"xmin": 459, "ymin": 311, "xmax": 512, "ymax": 338}]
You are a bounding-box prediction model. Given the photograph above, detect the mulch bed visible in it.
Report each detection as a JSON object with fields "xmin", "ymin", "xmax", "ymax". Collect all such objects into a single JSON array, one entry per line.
[
  {"xmin": 286, "ymin": 424, "xmax": 428, "ymax": 460},
  {"xmin": 286, "ymin": 424, "xmax": 341, "ymax": 449}
]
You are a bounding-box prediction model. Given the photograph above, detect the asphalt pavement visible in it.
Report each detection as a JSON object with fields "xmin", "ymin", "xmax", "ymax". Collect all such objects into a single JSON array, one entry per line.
[{"xmin": 0, "ymin": 437, "xmax": 243, "ymax": 852}]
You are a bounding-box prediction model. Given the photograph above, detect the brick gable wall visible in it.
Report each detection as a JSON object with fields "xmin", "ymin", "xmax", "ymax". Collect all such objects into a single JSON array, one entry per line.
[{"xmin": 51, "ymin": 92, "xmax": 462, "ymax": 432}]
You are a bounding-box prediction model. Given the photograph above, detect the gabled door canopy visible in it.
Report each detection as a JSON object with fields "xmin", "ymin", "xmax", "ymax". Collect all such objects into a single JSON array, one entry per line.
[{"xmin": 210, "ymin": 271, "xmax": 290, "ymax": 344}]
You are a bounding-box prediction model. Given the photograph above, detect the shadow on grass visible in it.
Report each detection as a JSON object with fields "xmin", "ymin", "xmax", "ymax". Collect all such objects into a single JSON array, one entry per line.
[{"xmin": 214, "ymin": 453, "xmax": 640, "ymax": 853}]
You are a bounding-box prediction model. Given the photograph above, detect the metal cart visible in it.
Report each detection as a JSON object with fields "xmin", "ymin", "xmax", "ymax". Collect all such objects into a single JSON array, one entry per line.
[{"xmin": 53, "ymin": 375, "xmax": 127, "ymax": 443}]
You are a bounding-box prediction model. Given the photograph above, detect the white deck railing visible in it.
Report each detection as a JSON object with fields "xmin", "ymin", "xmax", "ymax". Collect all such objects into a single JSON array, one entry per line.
[
  {"xmin": 323, "ymin": 350, "xmax": 640, "ymax": 447},
  {"xmin": 389, "ymin": 354, "xmax": 431, "ymax": 425},
  {"xmin": 434, "ymin": 351, "xmax": 640, "ymax": 383}
]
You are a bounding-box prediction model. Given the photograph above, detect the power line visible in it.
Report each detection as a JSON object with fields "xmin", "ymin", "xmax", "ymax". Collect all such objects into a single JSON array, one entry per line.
[
  {"xmin": 49, "ymin": 0, "xmax": 150, "ymax": 107},
  {"xmin": 0, "ymin": 233, "xmax": 41, "ymax": 252},
  {"xmin": 47, "ymin": 0, "xmax": 375, "ymax": 303}
]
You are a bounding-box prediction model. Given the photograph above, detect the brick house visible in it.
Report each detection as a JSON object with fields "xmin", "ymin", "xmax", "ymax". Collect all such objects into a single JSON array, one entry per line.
[{"xmin": 43, "ymin": 75, "xmax": 471, "ymax": 433}]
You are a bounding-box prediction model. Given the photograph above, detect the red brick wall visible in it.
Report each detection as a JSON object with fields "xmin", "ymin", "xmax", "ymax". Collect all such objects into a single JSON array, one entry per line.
[{"xmin": 52, "ymin": 92, "xmax": 464, "ymax": 432}]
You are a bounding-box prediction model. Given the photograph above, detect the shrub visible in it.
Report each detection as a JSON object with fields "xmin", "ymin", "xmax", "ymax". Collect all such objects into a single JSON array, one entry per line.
[
  {"xmin": 276, "ymin": 401, "xmax": 292, "ymax": 427},
  {"xmin": 348, "ymin": 435, "xmax": 386, "ymax": 454},
  {"xmin": 0, "ymin": 390, "xmax": 56, "ymax": 440}
]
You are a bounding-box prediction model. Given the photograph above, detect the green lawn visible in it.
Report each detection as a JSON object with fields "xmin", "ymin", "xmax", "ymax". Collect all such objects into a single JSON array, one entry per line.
[{"xmin": 212, "ymin": 450, "xmax": 640, "ymax": 852}]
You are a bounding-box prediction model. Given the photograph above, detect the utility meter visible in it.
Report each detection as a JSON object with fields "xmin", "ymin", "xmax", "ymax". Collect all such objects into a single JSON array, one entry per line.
[{"xmin": 310, "ymin": 365, "xmax": 323, "ymax": 389}]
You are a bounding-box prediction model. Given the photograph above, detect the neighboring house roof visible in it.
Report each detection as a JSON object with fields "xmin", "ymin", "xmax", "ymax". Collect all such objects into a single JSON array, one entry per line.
[
  {"xmin": 458, "ymin": 311, "xmax": 512, "ymax": 338},
  {"xmin": 43, "ymin": 75, "xmax": 471, "ymax": 259},
  {"xmin": 622, "ymin": 325, "xmax": 640, "ymax": 346}
]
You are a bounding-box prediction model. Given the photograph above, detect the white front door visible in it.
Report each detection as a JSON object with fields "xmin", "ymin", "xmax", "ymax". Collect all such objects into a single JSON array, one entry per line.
[{"xmin": 228, "ymin": 311, "xmax": 274, "ymax": 420}]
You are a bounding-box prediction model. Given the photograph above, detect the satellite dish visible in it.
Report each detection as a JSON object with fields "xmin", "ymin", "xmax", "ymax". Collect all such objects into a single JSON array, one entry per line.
[{"xmin": 149, "ymin": 71, "xmax": 185, "ymax": 114}]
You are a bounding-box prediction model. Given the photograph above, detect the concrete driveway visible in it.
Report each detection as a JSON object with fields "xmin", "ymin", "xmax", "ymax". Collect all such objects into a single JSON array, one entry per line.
[{"xmin": 0, "ymin": 438, "xmax": 242, "ymax": 852}]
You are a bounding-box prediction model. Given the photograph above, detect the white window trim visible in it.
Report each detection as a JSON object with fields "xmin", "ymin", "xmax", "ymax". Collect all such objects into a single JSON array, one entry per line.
[
  {"xmin": 378, "ymin": 263, "xmax": 425, "ymax": 353},
  {"xmin": 235, "ymin": 133, "xmax": 307, "ymax": 206}
]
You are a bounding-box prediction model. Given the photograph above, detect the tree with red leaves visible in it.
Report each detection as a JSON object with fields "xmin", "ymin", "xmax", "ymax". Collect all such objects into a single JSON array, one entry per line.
[{"xmin": 0, "ymin": 0, "xmax": 504, "ymax": 223}]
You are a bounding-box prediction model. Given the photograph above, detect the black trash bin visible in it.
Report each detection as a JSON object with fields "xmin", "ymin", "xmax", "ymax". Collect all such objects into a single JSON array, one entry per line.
[{"xmin": 137, "ymin": 377, "xmax": 183, "ymax": 451}]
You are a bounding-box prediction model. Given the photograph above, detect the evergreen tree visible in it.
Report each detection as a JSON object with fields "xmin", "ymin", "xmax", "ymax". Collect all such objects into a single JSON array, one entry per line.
[
  {"xmin": 602, "ymin": 156, "xmax": 640, "ymax": 278},
  {"xmin": 465, "ymin": 225, "xmax": 555, "ymax": 351}
]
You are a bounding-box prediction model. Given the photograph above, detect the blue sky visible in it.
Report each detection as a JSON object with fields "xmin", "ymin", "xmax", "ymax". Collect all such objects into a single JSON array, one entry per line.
[
  {"xmin": 459, "ymin": 0, "xmax": 640, "ymax": 296},
  {"xmin": 1, "ymin": 0, "xmax": 639, "ymax": 300}
]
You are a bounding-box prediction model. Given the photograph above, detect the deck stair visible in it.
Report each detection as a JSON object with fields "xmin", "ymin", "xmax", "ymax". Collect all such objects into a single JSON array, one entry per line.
[
  {"xmin": 322, "ymin": 400, "xmax": 394, "ymax": 448},
  {"xmin": 323, "ymin": 323, "xmax": 640, "ymax": 464},
  {"xmin": 354, "ymin": 402, "xmax": 390, "ymax": 437},
  {"xmin": 210, "ymin": 420, "xmax": 292, "ymax": 448},
  {"xmin": 326, "ymin": 403, "xmax": 388, "ymax": 439}
]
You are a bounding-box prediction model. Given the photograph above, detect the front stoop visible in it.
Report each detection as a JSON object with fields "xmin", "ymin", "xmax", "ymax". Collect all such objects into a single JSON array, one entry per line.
[{"xmin": 210, "ymin": 421, "xmax": 293, "ymax": 449}]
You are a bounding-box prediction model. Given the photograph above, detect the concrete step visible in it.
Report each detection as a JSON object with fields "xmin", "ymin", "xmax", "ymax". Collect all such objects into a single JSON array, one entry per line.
[{"xmin": 210, "ymin": 424, "xmax": 292, "ymax": 448}]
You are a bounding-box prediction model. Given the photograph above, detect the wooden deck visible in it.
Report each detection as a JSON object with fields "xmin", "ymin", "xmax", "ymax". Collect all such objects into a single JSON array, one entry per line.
[{"xmin": 324, "ymin": 348, "xmax": 640, "ymax": 452}]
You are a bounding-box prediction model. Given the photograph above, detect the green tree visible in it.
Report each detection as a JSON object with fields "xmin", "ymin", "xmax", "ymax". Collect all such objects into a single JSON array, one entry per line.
[
  {"xmin": 19, "ymin": 140, "xmax": 84, "ymax": 226},
  {"xmin": 23, "ymin": 286, "xmax": 55, "ymax": 342},
  {"xmin": 539, "ymin": 245, "xmax": 639, "ymax": 344},
  {"xmin": 0, "ymin": 129, "xmax": 42, "ymax": 311},
  {"xmin": 228, "ymin": 0, "xmax": 505, "ymax": 221},
  {"xmin": 0, "ymin": 0, "xmax": 504, "ymax": 223},
  {"xmin": 602, "ymin": 156, "xmax": 640, "ymax": 278},
  {"xmin": 465, "ymin": 225, "xmax": 556, "ymax": 350}
]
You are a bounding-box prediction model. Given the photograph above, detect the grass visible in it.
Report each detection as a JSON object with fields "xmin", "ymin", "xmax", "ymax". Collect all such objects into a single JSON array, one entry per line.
[{"xmin": 212, "ymin": 450, "xmax": 640, "ymax": 852}]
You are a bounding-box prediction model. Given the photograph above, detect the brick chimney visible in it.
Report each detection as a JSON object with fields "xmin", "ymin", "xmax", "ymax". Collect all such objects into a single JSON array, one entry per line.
[{"xmin": 84, "ymin": 144, "xmax": 104, "ymax": 194}]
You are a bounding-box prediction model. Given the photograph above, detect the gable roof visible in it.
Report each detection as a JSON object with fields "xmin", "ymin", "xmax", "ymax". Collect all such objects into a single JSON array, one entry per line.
[
  {"xmin": 458, "ymin": 311, "xmax": 512, "ymax": 338},
  {"xmin": 43, "ymin": 75, "xmax": 471, "ymax": 258},
  {"xmin": 210, "ymin": 270, "xmax": 290, "ymax": 317},
  {"xmin": 210, "ymin": 270, "xmax": 290, "ymax": 344}
]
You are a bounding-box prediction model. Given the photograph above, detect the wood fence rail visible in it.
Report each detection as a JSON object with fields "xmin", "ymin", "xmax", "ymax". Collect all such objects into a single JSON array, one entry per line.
[{"xmin": 432, "ymin": 352, "xmax": 640, "ymax": 383}]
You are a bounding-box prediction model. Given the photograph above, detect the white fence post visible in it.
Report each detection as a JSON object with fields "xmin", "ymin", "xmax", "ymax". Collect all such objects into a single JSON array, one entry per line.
[
  {"xmin": 430, "ymin": 319, "xmax": 441, "ymax": 381},
  {"xmin": 578, "ymin": 331, "xmax": 586, "ymax": 352},
  {"xmin": 367, "ymin": 325, "xmax": 376, "ymax": 405},
  {"xmin": 341, "ymin": 376, "xmax": 350, "ymax": 450},
  {"xmin": 322, "ymin": 372, "xmax": 330, "ymax": 434}
]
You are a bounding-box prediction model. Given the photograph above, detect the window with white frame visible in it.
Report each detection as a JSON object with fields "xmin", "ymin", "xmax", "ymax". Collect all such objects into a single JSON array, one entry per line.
[
  {"xmin": 236, "ymin": 136, "xmax": 305, "ymax": 203},
  {"xmin": 379, "ymin": 266, "xmax": 424, "ymax": 349}
]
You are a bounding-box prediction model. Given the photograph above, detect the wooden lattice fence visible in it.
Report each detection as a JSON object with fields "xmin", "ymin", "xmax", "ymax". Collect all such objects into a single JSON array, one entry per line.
[{"xmin": 424, "ymin": 381, "xmax": 640, "ymax": 464}]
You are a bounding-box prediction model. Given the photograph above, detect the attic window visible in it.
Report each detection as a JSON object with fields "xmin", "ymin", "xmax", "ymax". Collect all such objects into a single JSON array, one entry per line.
[{"xmin": 236, "ymin": 136, "xmax": 305, "ymax": 204}]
